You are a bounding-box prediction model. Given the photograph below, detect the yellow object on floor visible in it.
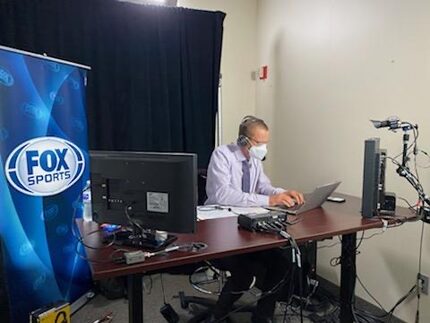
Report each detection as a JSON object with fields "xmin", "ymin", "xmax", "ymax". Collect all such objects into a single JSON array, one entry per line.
[{"xmin": 29, "ymin": 301, "xmax": 70, "ymax": 323}]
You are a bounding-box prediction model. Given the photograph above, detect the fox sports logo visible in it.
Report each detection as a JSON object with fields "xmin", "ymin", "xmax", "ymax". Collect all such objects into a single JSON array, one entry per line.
[{"xmin": 5, "ymin": 137, "xmax": 85, "ymax": 196}]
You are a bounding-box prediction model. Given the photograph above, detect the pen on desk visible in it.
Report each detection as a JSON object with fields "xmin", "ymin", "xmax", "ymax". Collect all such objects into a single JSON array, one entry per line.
[{"xmin": 92, "ymin": 312, "xmax": 113, "ymax": 323}]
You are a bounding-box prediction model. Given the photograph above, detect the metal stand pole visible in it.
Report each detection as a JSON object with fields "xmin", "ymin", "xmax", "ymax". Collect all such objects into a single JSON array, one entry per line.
[{"xmin": 216, "ymin": 73, "xmax": 223, "ymax": 147}]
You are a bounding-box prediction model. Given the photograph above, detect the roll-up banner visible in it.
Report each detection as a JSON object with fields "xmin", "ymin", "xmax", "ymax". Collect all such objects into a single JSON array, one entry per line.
[{"xmin": 0, "ymin": 46, "xmax": 92, "ymax": 323}]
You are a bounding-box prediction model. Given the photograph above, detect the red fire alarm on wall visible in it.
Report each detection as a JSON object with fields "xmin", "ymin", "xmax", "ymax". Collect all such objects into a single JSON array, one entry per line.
[{"xmin": 259, "ymin": 65, "xmax": 268, "ymax": 80}]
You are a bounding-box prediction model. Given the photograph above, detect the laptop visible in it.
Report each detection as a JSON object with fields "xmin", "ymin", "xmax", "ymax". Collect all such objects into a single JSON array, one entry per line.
[{"xmin": 266, "ymin": 181, "xmax": 341, "ymax": 215}]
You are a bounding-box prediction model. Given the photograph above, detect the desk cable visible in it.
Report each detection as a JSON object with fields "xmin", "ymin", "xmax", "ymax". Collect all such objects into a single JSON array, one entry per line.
[
  {"xmin": 327, "ymin": 229, "xmax": 418, "ymax": 323},
  {"xmin": 212, "ymin": 232, "xmax": 302, "ymax": 323},
  {"xmin": 71, "ymin": 187, "xmax": 119, "ymax": 250},
  {"xmin": 278, "ymin": 231, "xmax": 304, "ymax": 323},
  {"xmin": 212, "ymin": 260, "xmax": 296, "ymax": 323},
  {"xmin": 70, "ymin": 200, "xmax": 124, "ymax": 264}
]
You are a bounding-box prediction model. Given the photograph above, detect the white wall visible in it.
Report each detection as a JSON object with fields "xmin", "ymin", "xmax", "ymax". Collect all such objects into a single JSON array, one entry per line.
[
  {"xmin": 178, "ymin": 0, "xmax": 258, "ymax": 144},
  {"xmin": 256, "ymin": 0, "xmax": 430, "ymax": 321},
  {"xmin": 177, "ymin": 0, "xmax": 430, "ymax": 320}
]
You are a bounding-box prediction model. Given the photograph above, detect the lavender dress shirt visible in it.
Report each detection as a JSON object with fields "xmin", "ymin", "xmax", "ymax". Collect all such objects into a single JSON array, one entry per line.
[{"xmin": 205, "ymin": 144, "xmax": 285, "ymax": 207}]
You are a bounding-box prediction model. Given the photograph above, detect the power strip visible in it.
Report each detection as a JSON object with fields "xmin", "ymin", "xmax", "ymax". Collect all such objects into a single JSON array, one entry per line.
[{"xmin": 124, "ymin": 251, "xmax": 146, "ymax": 265}]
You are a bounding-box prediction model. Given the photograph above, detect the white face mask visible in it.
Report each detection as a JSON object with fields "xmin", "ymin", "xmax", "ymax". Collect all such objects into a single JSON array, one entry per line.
[{"xmin": 249, "ymin": 144, "xmax": 267, "ymax": 161}]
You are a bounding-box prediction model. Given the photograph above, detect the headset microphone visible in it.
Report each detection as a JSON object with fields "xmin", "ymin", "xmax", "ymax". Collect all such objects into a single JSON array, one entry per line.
[{"xmin": 237, "ymin": 115, "xmax": 261, "ymax": 147}]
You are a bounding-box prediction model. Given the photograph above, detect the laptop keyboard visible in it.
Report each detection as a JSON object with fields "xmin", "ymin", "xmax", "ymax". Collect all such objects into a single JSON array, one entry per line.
[
  {"xmin": 286, "ymin": 203, "xmax": 303, "ymax": 211},
  {"xmin": 265, "ymin": 203, "xmax": 304, "ymax": 214}
]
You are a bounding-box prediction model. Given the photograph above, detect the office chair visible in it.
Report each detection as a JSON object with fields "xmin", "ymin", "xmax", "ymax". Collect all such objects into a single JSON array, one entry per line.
[
  {"xmin": 178, "ymin": 169, "xmax": 257, "ymax": 322},
  {"xmin": 197, "ymin": 168, "xmax": 208, "ymax": 206},
  {"xmin": 179, "ymin": 261, "xmax": 257, "ymax": 323},
  {"xmin": 191, "ymin": 169, "xmax": 228, "ymax": 296},
  {"xmin": 179, "ymin": 171, "xmax": 320, "ymax": 322}
]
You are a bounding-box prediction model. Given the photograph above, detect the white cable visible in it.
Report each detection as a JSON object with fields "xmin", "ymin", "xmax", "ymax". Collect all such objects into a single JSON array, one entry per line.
[{"xmin": 381, "ymin": 219, "xmax": 388, "ymax": 232}]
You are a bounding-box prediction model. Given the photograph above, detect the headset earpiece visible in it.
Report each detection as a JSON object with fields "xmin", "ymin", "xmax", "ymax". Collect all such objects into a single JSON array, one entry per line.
[
  {"xmin": 237, "ymin": 135, "xmax": 249, "ymax": 147},
  {"xmin": 240, "ymin": 115, "xmax": 259, "ymax": 125},
  {"xmin": 237, "ymin": 115, "xmax": 265, "ymax": 147}
]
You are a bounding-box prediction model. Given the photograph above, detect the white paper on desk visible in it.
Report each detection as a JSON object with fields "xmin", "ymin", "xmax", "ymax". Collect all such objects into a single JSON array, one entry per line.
[
  {"xmin": 230, "ymin": 206, "xmax": 270, "ymax": 215},
  {"xmin": 197, "ymin": 208, "xmax": 235, "ymax": 220},
  {"xmin": 197, "ymin": 206, "xmax": 269, "ymax": 221}
]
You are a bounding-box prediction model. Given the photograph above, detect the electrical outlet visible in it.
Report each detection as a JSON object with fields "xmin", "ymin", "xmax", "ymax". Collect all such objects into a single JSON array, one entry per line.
[{"xmin": 418, "ymin": 274, "xmax": 429, "ymax": 295}]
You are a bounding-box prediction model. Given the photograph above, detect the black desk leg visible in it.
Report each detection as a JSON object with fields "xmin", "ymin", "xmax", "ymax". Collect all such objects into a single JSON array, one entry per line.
[
  {"xmin": 128, "ymin": 274, "xmax": 143, "ymax": 323},
  {"xmin": 340, "ymin": 233, "xmax": 356, "ymax": 323}
]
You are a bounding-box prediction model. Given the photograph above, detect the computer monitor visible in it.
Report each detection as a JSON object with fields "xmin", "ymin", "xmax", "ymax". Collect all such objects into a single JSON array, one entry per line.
[
  {"xmin": 90, "ymin": 150, "xmax": 197, "ymax": 234},
  {"xmin": 361, "ymin": 138, "xmax": 386, "ymax": 218}
]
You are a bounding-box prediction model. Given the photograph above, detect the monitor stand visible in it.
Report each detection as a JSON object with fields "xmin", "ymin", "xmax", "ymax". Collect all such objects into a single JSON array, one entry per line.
[{"xmin": 104, "ymin": 227, "xmax": 177, "ymax": 252}]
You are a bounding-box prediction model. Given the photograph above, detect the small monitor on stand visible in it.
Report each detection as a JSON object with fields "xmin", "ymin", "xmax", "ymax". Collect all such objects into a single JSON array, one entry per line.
[
  {"xmin": 90, "ymin": 150, "xmax": 197, "ymax": 250},
  {"xmin": 361, "ymin": 138, "xmax": 382, "ymax": 218},
  {"xmin": 361, "ymin": 138, "xmax": 395, "ymax": 218}
]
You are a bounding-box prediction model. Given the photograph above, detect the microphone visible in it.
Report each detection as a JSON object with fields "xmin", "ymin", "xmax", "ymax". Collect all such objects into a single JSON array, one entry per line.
[{"xmin": 370, "ymin": 116, "xmax": 401, "ymax": 130}]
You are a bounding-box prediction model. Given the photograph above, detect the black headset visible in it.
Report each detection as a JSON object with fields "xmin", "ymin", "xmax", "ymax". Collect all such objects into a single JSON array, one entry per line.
[
  {"xmin": 237, "ymin": 135, "xmax": 249, "ymax": 147},
  {"xmin": 55, "ymin": 311, "xmax": 68, "ymax": 323},
  {"xmin": 237, "ymin": 115, "xmax": 263, "ymax": 147}
]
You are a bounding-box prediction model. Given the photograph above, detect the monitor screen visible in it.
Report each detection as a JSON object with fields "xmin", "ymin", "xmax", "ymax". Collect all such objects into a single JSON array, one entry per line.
[{"xmin": 90, "ymin": 150, "xmax": 197, "ymax": 233}]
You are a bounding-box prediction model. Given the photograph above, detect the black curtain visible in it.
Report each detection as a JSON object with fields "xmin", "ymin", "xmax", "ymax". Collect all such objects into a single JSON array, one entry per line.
[{"xmin": 0, "ymin": 0, "xmax": 225, "ymax": 167}]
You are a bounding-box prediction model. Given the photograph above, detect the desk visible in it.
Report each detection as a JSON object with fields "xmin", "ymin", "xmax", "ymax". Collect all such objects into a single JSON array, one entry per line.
[{"xmin": 77, "ymin": 194, "xmax": 415, "ymax": 323}]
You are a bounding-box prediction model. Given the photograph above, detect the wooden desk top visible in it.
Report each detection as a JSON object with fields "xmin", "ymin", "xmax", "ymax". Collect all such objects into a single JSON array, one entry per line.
[{"xmin": 77, "ymin": 194, "xmax": 416, "ymax": 280}]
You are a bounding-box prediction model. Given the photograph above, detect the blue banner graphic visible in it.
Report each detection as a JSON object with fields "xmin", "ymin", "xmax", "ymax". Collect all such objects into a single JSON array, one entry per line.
[{"xmin": 0, "ymin": 47, "xmax": 91, "ymax": 323}]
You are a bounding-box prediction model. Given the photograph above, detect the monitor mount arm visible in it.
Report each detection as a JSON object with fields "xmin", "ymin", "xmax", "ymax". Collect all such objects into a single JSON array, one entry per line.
[{"xmin": 378, "ymin": 121, "xmax": 430, "ymax": 223}]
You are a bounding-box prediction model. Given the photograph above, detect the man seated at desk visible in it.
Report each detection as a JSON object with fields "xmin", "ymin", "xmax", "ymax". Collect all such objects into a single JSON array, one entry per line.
[{"xmin": 205, "ymin": 115, "xmax": 304, "ymax": 323}]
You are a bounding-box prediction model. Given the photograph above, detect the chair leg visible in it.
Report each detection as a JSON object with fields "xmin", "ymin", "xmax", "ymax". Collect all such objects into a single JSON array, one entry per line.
[
  {"xmin": 180, "ymin": 294, "xmax": 218, "ymax": 309},
  {"xmin": 179, "ymin": 291, "xmax": 255, "ymax": 322},
  {"xmin": 186, "ymin": 311, "xmax": 235, "ymax": 323},
  {"xmin": 186, "ymin": 309, "xmax": 211, "ymax": 323},
  {"xmin": 180, "ymin": 291, "xmax": 214, "ymax": 323}
]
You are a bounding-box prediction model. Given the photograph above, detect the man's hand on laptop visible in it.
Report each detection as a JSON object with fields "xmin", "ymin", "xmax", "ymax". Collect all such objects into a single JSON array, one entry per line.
[{"xmin": 269, "ymin": 190, "xmax": 304, "ymax": 207}]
